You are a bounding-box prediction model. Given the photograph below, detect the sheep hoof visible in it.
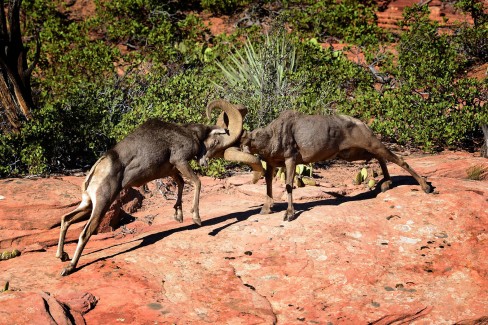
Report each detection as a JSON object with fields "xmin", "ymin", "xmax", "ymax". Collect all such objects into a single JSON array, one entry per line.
[
  {"xmin": 381, "ymin": 181, "xmax": 392, "ymax": 192},
  {"xmin": 423, "ymin": 184, "xmax": 433, "ymax": 194},
  {"xmin": 174, "ymin": 207, "xmax": 183, "ymax": 223},
  {"xmin": 283, "ymin": 209, "xmax": 296, "ymax": 222},
  {"xmin": 260, "ymin": 206, "xmax": 272, "ymax": 215},
  {"xmin": 60, "ymin": 265, "xmax": 74, "ymax": 276},
  {"xmin": 192, "ymin": 217, "xmax": 202, "ymax": 227},
  {"xmin": 59, "ymin": 252, "xmax": 70, "ymax": 262},
  {"xmin": 174, "ymin": 214, "xmax": 183, "ymax": 223}
]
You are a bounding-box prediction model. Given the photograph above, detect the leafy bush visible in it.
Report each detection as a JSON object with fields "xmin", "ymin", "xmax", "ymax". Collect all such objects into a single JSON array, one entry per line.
[
  {"xmin": 455, "ymin": 25, "xmax": 488, "ymax": 63},
  {"xmin": 291, "ymin": 40, "xmax": 372, "ymax": 115},
  {"xmin": 281, "ymin": 0, "xmax": 386, "ymax": 45},
  {"xmin": 94, "ymin": 1, "xmax": 211, "ymax": 65},
  {"xmin": 200, "ymin": 0, "xmax": 250, "ymax": 14},
  {"xmin": 112, "ymin": 68, "xmax": 214, "ymax": 140},
  {"xmin": 396, "ymin": 5, "xmax": 462, "ymax": 90},
  {"xmin": 452, "ymin": 0, "xmax": 488, "ymax": 64},
  {"xmin": 0, "ymin": 133, "xmax": 21, "ymax": 177},
  {"xmin": 29, "ymin": 3, "xmax": 120, "ymax": 103}
]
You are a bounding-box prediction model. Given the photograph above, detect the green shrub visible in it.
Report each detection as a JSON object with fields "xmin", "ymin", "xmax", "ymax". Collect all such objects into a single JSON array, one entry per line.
[
  {"xmin": 112, "ymin": 68, "xmax": 213, "ymax": 140},
  {"xmin": 93, "ymin": 1, "xmax": 211, "ymax": 64},
  {"xmin": 455, "ymin": 25, "xmax": 488, "ymax": 63},
  {"xmin": 281, "ymin": 0, "xmax": 386, "ymax": 45},
  {"xmin": 397, "ymin": 5, "xmax": 462, "ymax": 90},
  {"xmin": 200, "ymin": 0, "xmax": 250, "ymax": 14},
  {"xmin": 0, "ymin": 134, "xmax": 21, "ymax": 177},
  {"xmin": 21, "ymin": 143, "xmax": 47, "ymax": 175},
  {"xmin": 452, "ymin": 0, "xmax": 488, "ymax": 65}
]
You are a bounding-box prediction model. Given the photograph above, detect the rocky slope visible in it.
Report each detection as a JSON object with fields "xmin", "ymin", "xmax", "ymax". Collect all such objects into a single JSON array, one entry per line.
[{"xmin": 0, "ymin": 151, "xmax": 487, "ymax": 324}]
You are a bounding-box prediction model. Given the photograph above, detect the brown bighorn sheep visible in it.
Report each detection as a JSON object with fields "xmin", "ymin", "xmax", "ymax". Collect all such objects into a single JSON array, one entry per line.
[
  {"xmin": 207, "ymin": 108, "xmax": 433, "ymax": 221},
  {"xmin": 56, "ymin": 102, "xmax": 243, "ymax": 276}
]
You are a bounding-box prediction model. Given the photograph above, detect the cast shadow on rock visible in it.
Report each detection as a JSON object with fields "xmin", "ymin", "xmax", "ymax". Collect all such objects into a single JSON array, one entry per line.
[
  {"xmin": 71, "ymin": 175, "xmax": 433, "ymax": 272},
  {"xmin": 75, "ymin": 207, "xmax": 261, "ymax": 272},
  {"xmin": 266, "ymin": 175, "xmax": 434, "ymax": 221}
]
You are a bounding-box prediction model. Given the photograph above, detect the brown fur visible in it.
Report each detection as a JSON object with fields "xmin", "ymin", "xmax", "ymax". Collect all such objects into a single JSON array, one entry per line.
[
  {"xmin": 240, "ymin": 111, "xmax": 432, "ymax": 221},
  {"xmin": 56, "ymin": 119, "xmax": 236, "ymax": 276}
]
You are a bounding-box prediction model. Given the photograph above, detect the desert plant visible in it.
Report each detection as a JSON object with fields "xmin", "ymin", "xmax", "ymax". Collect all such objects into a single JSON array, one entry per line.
[
  {"xmin": 201, "ymin": 0, "xmax": 251, "ymax": 14},
  {"xmin": 281, "ymin": 0, "xmax": 385, "ymax": 45},
  {"xmin": 466, "ymin": 165, "xmax": 488, "ymax": 180},
  {"xmin": 214, "ymin": 25, "xmax": 299, "ymax": 128}
]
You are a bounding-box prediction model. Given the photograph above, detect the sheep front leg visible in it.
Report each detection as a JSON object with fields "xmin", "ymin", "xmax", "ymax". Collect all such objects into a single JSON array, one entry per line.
[
  {"xmin": 284, "ymin": 158, "xmax": 296, "ymax": 221},
  {"xmin": 260, "ymin": 165, "xmax": 275, "ymax": 215},
  {"xmin": 171, "ymin": 174, "xmax": 185, "ymax": 223},
  {"xmin": 175, "ymin": 162, "xmax": 202, "ymax": 226}
]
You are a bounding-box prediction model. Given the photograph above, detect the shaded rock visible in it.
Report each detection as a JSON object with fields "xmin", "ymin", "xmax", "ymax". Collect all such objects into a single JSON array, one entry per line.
[
  {"xmin": 40, "ymin": 291, "xmax": 74, "ymax": 325},
  {"xmin": 97, "ymin": 187, "xmax": 144, "ymax": 233}
]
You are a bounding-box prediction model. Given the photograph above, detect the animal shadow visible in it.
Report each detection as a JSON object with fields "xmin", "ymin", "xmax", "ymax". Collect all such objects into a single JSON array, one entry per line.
[
  {"xmin": 75, "ymin": 207, "xmax": 261, "ymax": 272},
  {"xmin": 272, "ymin": 175, "xmax": 433, "ymax": 220}
]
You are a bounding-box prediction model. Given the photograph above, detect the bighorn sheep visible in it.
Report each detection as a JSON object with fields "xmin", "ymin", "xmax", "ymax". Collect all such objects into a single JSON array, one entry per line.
[
  {"xmin": 56, "ymin": 101, "xmax": 243, "ymax": 276},
  {"xmin": 207, "ymin": 108, "xmax": 432, "ymax": 221}
]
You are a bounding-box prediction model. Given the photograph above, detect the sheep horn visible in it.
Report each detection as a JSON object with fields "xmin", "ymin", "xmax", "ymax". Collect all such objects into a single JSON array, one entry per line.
[
  {"xmin": 206, "ymin": 99, "xmax": 245, "ymax": 148},
  {"xmin": 223, "ymin": 147, "xmax": 264, "ymax": 183}
]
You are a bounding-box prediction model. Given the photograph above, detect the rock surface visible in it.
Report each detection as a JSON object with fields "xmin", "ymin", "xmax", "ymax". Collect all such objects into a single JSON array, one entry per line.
[{"xmin": 0, "ymin": 151, "xmax": 487, "ymax": 324}]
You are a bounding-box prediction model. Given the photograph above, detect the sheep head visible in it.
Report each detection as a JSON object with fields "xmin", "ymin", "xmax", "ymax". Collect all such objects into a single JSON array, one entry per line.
[
  {"xmin": 201, "ymin": 99, "xmax": 243, "ymax": 162},
  {"xmin": 205, "ymin": 100, "xmax": 264, "ymax": 183}
]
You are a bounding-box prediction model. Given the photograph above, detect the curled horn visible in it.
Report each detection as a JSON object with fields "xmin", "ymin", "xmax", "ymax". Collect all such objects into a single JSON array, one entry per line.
[
  {"xmin": 206, "ymin": 99, "xmax": 245, "ymax": 148},
  {"xmin": 207, "ymin": 100, "xmax": 264, "ymax": 182}
]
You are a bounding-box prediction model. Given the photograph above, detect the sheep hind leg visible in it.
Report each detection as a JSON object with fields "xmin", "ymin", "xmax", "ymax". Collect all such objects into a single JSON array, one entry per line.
[
  {"xmin": 56, "ymin": 196, "xmax": 92, "ymax": 262},
  {"xmin": 284, "ymin": 158, "xmax": 297, "ymax": 222},
  {"xmin": 171, "ymin": 173, "xmax": 185, "ymax": 223},
  {"xmin": 369, "ymin": 144, "xmax": 432, "ymax": 193},
  {"xmin": 260, "ymin": 165, "xmax": 275, "ymax": 215},
  {"xmin": 61, "ymin": 195, "xmax": 111, "ymax": 276},
  {"xmin": 378, "ymin": 159, "xmax": 393, "ymax": 192},
  {"xmin": 175, "ymin": 162, "xmax": 202, "ymax": 226}
]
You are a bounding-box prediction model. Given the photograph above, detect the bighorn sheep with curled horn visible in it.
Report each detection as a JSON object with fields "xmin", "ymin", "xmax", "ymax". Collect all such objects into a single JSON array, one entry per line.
[
  {"xmin": 207, "ymin": 106, "xmax": 432, "ymax": 222},
  {"xmin": 56, "ymin": 102, "xmax": 243, "ymax": 276}
]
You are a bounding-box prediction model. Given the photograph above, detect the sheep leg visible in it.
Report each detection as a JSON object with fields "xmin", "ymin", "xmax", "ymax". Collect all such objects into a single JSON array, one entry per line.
[
  {"xmin": 260, "ymin": 165, "xmax": 275, "ymax": 215},
  {"xmin": 378, "ymin": 158, "xmax": 393, "ymax": 192},
  {"xmin": 368, "ymin": 143, "xmax": 432, "ymax": 193},
  {"xmin": 390, "ymin": 154, "xmax": 431, "ymax": 193},
  {"xmin": 56, "ymin": 195, "xmax": 92, "ymax": 261},
  {"xmin": 61, "ymin": 194, "xmax": 111, "ymax": 276},
  {"xmin": 171, "ymin": 173, "xmax": 185, "ymax": 223},
  {"xmin": 175, "ymin": 162, "xmax": 202, "ymax": 226},
  {"xmin": 284, "ymin": 158, "xmax": 296, "ymax": 221}
]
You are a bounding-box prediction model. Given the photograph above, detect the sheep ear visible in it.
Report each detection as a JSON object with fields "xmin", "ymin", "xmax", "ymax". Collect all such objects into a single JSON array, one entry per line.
[{"xmin": 209, "ymin": 128, "xmax": 229, "ymax": 135}]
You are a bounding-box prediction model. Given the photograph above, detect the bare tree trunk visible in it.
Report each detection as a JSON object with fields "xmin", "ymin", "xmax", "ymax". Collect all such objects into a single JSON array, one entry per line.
[
  {"xmin": 481, "ymin": 124, "xmax": 488, "ymax": 158},
  {"xmin": 0, "ymin": 0, "xmax": 40, "ymax": 133}
]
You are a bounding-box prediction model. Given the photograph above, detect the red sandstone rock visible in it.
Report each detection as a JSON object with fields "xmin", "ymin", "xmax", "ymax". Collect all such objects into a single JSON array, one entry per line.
[
  {"xmin": 0, "ymin": 151, "xmax": 487, "ymax": 324},
  {"xmin": 0, "ymin": 291, "xmax": 82, "ymax": 325},
  {"xmin": 55, "ymin": 291, "xmax": 98, "ymax": 315}
]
